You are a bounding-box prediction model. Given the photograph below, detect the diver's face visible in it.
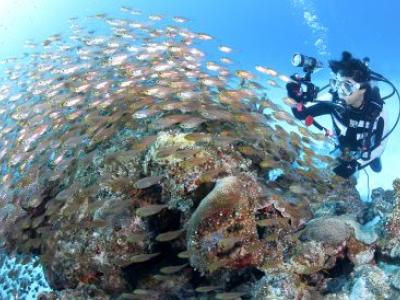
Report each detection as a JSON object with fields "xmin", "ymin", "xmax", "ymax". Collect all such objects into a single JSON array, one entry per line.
[{"xmin": 336, "ymin": 76, "xmax": 366, "ymax": 108}]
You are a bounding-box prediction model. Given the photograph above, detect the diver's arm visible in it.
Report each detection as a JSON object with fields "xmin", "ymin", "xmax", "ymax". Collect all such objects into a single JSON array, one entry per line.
[
  {"xmin": 290, "ymin": 101, "xmax": 333, "ymax": 120},
  {"xmin": 286, "ymin": 82, "xmax": 334, "ymax": 120}
]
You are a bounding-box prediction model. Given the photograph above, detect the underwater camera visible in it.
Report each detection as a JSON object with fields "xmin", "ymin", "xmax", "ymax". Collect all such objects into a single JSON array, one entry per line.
[
  {"xmin": 291, "ymin": 53, "xmax": 323, "ymax": 73},
  {"xmin": 288, "ymin": 53, "xmax": 323, "ymax": 104}
]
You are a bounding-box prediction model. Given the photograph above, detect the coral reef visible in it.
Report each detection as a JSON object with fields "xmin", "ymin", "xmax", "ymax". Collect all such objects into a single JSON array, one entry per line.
[
  {"xmin": 0, "ymin": 253, "xmax": 51, "ymax": 299},
  {"xmin": 379, "ymin": 179, "xmax": 400, "ymax": 260}
]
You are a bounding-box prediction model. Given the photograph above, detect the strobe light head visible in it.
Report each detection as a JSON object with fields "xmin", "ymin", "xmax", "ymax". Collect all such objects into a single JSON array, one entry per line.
[{"xmin": 291, "ymin": 53, "xmax": 322, "ymax": 71}]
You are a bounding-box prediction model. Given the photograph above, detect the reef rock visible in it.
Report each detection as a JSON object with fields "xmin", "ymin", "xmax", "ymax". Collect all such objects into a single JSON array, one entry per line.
[
  {"xmin": 379, "ymin": 179, "xmax": 400, "ymax": 260},
  {"xmin": 251, "ymin": 270, "xmax": 304, "ymax": 300},
  {"xmin": 347, "ymin": 265, "xmax": 392, "ymax": 300},
  {"xmin": 289, "ymin": 215, "xmax": 378, "ymax": 283}
]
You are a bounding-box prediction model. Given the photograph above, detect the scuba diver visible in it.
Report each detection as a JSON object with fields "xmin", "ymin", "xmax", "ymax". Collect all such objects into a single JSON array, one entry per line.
[{"xmin": 286, "ymin": 51, "xmax": 399, "ymax": 178}]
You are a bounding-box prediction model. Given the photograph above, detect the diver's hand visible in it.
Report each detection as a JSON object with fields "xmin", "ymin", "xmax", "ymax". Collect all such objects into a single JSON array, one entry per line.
[
  {"xmin": 286, "ymin": 82, "xmax": 303, "ymax": 103},
  {"xmin": 333, "ymin": 159, "xmax": 360, "ymax": 178}
]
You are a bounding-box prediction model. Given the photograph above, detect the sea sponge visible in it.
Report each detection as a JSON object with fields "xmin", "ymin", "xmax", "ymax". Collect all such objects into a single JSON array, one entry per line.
[
  {"xmin": 186, "ymin": 175, "xmax": 264, "ymax": 274},
  {"xmin": 300, "ymin": 216, "xmax": 378, "ymax": 246},
  {"xmin": 299, "ymin": 217, "xmax": 353, "ymax": 247}
]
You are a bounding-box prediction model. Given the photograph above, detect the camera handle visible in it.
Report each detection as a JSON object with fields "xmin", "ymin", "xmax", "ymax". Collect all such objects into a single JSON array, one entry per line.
[{"xmin": 290, "ymin": 71, "xmax": 321, "ymax": 104}]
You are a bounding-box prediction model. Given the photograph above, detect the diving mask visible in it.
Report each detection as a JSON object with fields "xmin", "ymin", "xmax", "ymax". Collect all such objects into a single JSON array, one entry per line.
[{"xmin": 329, "ymin": 77, "xmax": 362, "ymax": 96}]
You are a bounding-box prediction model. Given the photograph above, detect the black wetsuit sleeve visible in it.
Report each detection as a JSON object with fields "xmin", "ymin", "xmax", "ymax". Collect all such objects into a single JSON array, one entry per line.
[{"xmin": 291, "ymin": 101, "xmax": 334, "ymax": 120}]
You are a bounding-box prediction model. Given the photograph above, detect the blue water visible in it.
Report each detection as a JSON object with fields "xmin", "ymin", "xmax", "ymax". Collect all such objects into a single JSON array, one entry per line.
[
  {"xmin": 0, "ymin": 0, "xmax": 400, "ymax": 297},
  {"xmin": 2, "ymin": 0, "xmax": 400, "ymax": 69}
]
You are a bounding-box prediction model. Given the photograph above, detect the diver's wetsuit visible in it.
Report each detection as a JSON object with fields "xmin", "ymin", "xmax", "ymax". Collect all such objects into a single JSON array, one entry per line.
[{"xmin": 291, "ymin": 88, "xmax": 387, "ymax": 178}]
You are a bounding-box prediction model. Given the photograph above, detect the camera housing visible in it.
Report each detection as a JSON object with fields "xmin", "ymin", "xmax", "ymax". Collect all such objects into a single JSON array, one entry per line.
[
  {"xmin": 289, "ymin": 53, "xmax": 323, "ymax": 103},
  {"xmin": 291, "ymin": 53, "xmax": 322, "ymax": 73}
]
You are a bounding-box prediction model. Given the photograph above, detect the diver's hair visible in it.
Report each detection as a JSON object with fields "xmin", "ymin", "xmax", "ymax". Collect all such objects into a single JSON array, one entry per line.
[{"xmin": 329, "ymin": 51, "xmax": 371, "ymax": 82}]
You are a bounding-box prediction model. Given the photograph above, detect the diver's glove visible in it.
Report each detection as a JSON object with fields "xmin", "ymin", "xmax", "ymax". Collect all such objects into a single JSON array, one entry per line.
[
  {"xmin": 286, "ymin": 82, "xmax": 303, "ymax": 103},
  {"xmin": 333, "ymin": 159, "xmax": 360, "ymax": 178}
]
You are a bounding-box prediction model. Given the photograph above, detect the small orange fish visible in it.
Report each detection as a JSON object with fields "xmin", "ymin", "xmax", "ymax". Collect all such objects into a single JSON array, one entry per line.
[
  {"xmin": 172, "ymin": 16, "xmax": 189, "ymax": 23},
  {"xmin": 278, "ymin": 74, "xmax": 291, "ymax": 83},
  {"xmin": 267, "ymin": 79, "xmax": 280, "ymax": 87},
  {"xmin": 215, "ymin": 292, "xmax": 246, "ymax": 300},
  {"xmin": 218, "ymin": 46, "xmax": 232, "ymax": 53},
  {"xmin": 155, "ymin": 229, "xmax": 184, "ymax": 242},
  {"xmin": 220, "ymin": 57, "xmax": 233, "ymax": 64},
  {"xmin": 235, "ymin": 70, "xmax": 255, "ymax": 80},
  {"xmin": 273, "ymin": 110, "xmax": 296, "ymax": 125},
  {"xmin": 177, "ymin": 250, "xmax": 190, "ymax": 259},
  {"xmin": 136, "ymin": 204, "xmax": 168, "ymax": 217},
  {"xmin": 255, "ymin": 65, "xmax": 278, "ymax": 76},
  {"xmin": 123, "ymin": 253, "xmax": 160, "ymax": 265},
  {"xmin": 282, "ymin": 97, "xmax": 297, "ymax": 106},
  {"xmin": 197, "ymin": 33, "xmax": 213, "ymax": 40},
  {"xmin": 149, "ymin": 14, "xmax": 164, "ymax": 21},
  {"xmin": 160, "ymin": 263, "xmax": 188, "ymax": 274},
  {"xmin": 151, "ymin": 115, "xmax": 191, "ymax": 130},
  {"xmin": 195, "ymin": 286, "xmax": 222, "ymax": 293},
  {"xmin": 179, "ymin": 116, "xmax": 206, "ymax": 129}
]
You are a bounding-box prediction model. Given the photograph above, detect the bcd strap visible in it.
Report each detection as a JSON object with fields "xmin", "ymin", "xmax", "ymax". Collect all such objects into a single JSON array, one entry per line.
[{"xmin": 360, "ymin": 120, "xmax": 375, "ymax": 161}]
